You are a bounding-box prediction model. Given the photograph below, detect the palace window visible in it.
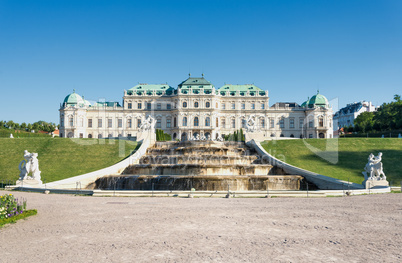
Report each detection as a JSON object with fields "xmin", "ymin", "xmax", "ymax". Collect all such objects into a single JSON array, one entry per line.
[
  {"xmin": 88, "ymin": 119, "xmax": 92, "ymax": 128},
  {"xmin": 290, "ymin": 119, "xmax": 295, "ymax": 128},
  {"xmin": 205, "ymin": 117, "xmax": 210, "ymax": 126},
  {"xmin": 69, "ymin": 117, "xmax": 74, "ymax": 127},
  {"xmin": 241, "ymin": 103, "xmax": 245, "ymax": 110},
  {"xmin": 261, "ymin": 103, "xmax": 265, "ymax": 109},
  {"xmin": 309, "ymin": 119, "xmax": 314, "ymax": 128},
  {"xmin": 242, "ymin": 119, "xmax": 247, "ymax": 128},
  {"xmin": 147, "ymin": 103, "xmax": 151, "ymax": 110},
  {"xmin": 299, "ymin": 118, "xmax": 304, "ymax": 128},
  {"xmin": 183, "ymin": 117, "xmax": 187, "ymax": 126},
  {"xmin": 108, "ymin": 119, "xmax": 113, "ymax": 128},
  {"xmin": 221, "ymin": 118, "xmax": 226, "ymax": 128},
  {"xmin": 206, "ymin": 102, "xmax": 210, "ymax": 108},
  {"xmin": 251, "ymin": 103, "xmax": 255, "ymax": 110},
  {"xmin": 260, "ymin": 119, "xmax": 265, "ymax": 128},
  {"xmin": 183, "ymin": 101, "xmax": 187, "ymax": 108},
  {"xmin": 222, "ymin": 103, "xmax": 226, "ymax": 110},
  {"xmin": 138, "ymin": 103, "xmax": 142, "ymax": 109},
  {"xmin": 231, "ymin": 103, "xmax": 235, "ymax": 109},
  {"xmin": 157, "ymin": 103, "xmax": 161, "ymax": 110},
  {"xmin": 156, "ymin": 119, "xmax": 162, "ymax": 128},
  {"xmin": 118, "ymin": 119, "xmax": 122, "ymax": 128},
  {"xmin": 98, "ymin": 119, "xmax": 102, "ymax": 128},
  {"xmin": 61, "ymin": 117, "xmax": 64, "ymax": 127},
  {"xmin": 128, "ymin": 103, "xmax": 132, "ymax": 109},
  {"xmin": 127, "ymin": 119, "xmax": 132, "ymax": 128},
  {"xmin": 167, "ymin": 104, "xmax": 171, "ymax": 110},
  {"xmin": 279, "ymin": 119, "xmax": 285, "ymax": 128},
  {"xmin": 166, "ymin": 119, "xmax": 171, "ymax": 128},
  {"xmin": 194, "ymin": 117, "xmax": 199, "ymax": 126},
  {"xmin": 270, "ymin": 119, "xmax": 274, "ymax": 128},
  {"xmin": 194, "ymin": 102, "xmax": 199, "ymax": 108},
  {"xmin": 231, "ymin": 119, "xmax": 236, "ymax": 128},
  {"xmin": 319, "ymin": 118, "xmax": 324, "ymax": 127},
  {"xmin": 137, "ymin": 119, "xmax": 141, "ymax": 128}
]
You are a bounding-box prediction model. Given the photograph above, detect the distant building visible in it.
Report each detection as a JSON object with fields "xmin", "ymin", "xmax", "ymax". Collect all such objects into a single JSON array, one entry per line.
[
  {"xmin": 59, "ymin": 75, "xmax": 333, "ymax": 140},
  {"xmin": 333, "ymin": 101, "xmax": 377, "ymax": 129}
]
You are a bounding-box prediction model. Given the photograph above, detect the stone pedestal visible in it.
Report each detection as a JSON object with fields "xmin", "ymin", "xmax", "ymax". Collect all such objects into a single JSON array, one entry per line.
[
  {"xmin": 363, "ymin": 179, "xmax": 389, "ymax": 189},
  {"xmin": 16, "ymin": 179, "xmax": 43, "ymax": 188}
]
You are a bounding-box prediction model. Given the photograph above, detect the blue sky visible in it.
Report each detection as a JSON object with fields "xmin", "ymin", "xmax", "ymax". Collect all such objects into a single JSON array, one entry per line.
[{"xmin": 1, "ymin": 0, "xmax": 401, "ymax": 124}]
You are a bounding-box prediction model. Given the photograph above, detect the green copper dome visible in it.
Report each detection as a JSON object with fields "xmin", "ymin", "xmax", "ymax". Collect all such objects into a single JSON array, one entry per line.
[
  {"xmin": 63, "ymin": 90, "xmax": 85, "ymax": 105},
  {"xmin": 307, "ymin": 91, "xmax": 329, "ymax": 108}
]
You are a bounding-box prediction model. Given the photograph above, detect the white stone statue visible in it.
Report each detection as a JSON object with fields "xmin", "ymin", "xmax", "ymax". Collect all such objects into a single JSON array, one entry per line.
[
  {"xmin": 246, "ymin": 115, "xmax": 258, "ymax": 133},
  {"xmin": 206, "ymin": 134, "xmax": 211, "ymax": 141},
  {"xmin": 18, "ymin": 150, "xmax": 42, "ymax": 182},
  {"xmin": 139, "ymin": 116, "xmax": 156, "ymax": 132},
  {"xmin": 10, "ymin": 134, "xmax": 14, "ymax": 138},
  {"xmin": 195, "ymin": 134, "xmax": 200, "ymax": 141},
  {"xmin": 200, "ymin": 134, "xmax": 206, "ymax": 141},
  {"xmin": 362, "ymin": 152, "xmax": 386, "ymax": 181},
  {"xmin": 216, "ymin": 134, "xmax": 224, "ymax": 141}
]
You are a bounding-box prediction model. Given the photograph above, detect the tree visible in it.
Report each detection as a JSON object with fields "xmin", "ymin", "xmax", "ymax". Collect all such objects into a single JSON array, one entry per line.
[
  {"xmin": 6, "ymin": 120, "xmax": 15, "ymax": 129},
  {"xmin": 354, "ymin": 111, "xmax": 374, "ymax": 133},
  {"xmin": 20, "ymin": 122, "xmax": 27, "ymax": 130},
  {"xmin": 27, "ymin": 123, "xmax": 33, "ymax": 131}
]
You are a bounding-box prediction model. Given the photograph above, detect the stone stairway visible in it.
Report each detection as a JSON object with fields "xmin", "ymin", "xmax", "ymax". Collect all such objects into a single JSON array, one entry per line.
[{"xmin": 95, "ymin": 141, "xmax": 303, "ymax": 191}]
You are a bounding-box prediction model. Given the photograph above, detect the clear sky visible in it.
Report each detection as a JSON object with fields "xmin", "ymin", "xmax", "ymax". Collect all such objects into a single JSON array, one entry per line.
[{"xmin": 1, "ymin": 0, "xmax": 401, "ymax": 124}]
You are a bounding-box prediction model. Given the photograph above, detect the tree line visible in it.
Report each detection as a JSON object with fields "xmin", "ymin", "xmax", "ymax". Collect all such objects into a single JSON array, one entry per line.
[
  {"xmin": 345, "ymin": 95, "xmax": 402, "ymax": 133},
  {"xmin": 0, "ymin": 120, "xmax": 58, "ymax": 133}
]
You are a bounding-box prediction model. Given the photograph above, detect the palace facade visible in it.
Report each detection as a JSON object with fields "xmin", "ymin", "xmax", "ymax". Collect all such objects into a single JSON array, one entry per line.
[{"xmin": 59, "ymin": 76, "xmax": 333, "ymax": 140}]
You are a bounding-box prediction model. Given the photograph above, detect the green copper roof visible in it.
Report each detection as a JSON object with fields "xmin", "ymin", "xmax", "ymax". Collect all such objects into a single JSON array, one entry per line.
[
  {"xmin": 307, "ymin": 91, "xmax": 329, "ymax": 108},
  {"xmin": 63, "ymin": 91, "xmax": 84, "ymax": 105},
  {"xmin": 179, "ymin": 77, "xmax": 213, "ymax": 87},
  {"xmin": 217, "ymin": 84, "xmax": 265, "ymax": 96},
  {"xmin": 127, "ymin": 84, "xmax": 174, "ymax": 95}
]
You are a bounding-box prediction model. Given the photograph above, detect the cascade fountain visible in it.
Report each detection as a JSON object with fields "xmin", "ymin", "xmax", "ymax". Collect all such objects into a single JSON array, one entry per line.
[{"xmin": 94, "ymin": 140, "xmax": 303, "ymax": 191}]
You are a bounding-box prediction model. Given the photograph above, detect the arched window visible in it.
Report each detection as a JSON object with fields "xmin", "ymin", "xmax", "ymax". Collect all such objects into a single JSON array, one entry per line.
[
  {"xmin": 194, "ymin": 117, "xmax": 199, "ymax": 126},
  {"xmin": 183, "ymin": 101, "xmax": 187, "ymax": 108},
  {"xmin": 290, "ymin": 134, "xmax": 294, "ymax": 138},
  {"xmin": 194, "ymin": 101, "xmax": 199, "ymax": 108},
  {"xmin": 88, "ymin": 134, "xmax": 92, "ymax": 138},
  {"xmin": 205, "ymin": 117, "xmax": 210, "ymax": 126},
  {"xmin": 183, "ymin": 117, "xmax": 187, "ymax": 126},
  {"xmin": 206, "ymin": 102, "xmax": 210, "ymax": 108},
  {"xmin": 98, "ymin": 134, "xmax": 103, "ymax": 139}
]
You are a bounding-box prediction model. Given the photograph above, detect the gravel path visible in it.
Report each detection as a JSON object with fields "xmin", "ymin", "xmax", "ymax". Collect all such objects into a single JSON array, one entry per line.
[{"xmin": 0, "ymin": 191, "xmax": 401, "ymax": 262}]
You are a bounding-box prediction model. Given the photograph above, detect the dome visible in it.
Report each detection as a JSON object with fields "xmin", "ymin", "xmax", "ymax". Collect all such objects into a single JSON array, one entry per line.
[
  {"xmin": 307, "ymin": 91, "xmax": 329, "ymax": 108},
  {"xmin": 63, "ymin": 90, "xmax": 85, "ymax": 106},
  {"xmin": 300, "ymin": 97, "xmax": 309, "ymax": 108}
]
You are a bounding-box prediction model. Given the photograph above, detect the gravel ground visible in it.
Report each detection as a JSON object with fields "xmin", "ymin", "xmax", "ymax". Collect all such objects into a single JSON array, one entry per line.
[{"xmin": 0, "ymin": 191, "xmax": 401, "ymax": 263}]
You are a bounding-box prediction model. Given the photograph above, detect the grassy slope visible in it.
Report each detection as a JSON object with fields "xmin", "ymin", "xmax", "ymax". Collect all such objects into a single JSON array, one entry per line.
[
  {"xmin": 0, "ymin": 138, "xmax": 139, "ymax": 183},
  {"xmin": 261, "ymin": 138, "xmax": 402, "ymax": 185}
]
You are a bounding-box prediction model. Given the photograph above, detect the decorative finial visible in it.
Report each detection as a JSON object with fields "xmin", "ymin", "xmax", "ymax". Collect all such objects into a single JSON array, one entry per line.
[
  {"xmin": 189, "ymin": 73, "xmax": 191, "ymax": 77},
  {"xmin": 317, "ymin": 89, "xmax": 319, "ymax": 94},
  {"xmin": 73, "ymin": 89, "xmax": 75, "ymax": 93},
  {"xmin": 202, "ymin": 73, "xmax": 204, "ymax": 77}
]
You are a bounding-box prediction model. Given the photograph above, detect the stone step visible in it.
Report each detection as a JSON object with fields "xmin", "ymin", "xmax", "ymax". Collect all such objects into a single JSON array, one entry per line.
[{"xmin": 138, "ymin": 154, "xmax": 259, "ymax": 165}]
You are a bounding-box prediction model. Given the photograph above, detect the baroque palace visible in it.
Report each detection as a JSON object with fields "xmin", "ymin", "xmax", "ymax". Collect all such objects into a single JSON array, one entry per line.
[{"xmin": 59, "ymin": 75, "xmax": 333, "ymax": 140}]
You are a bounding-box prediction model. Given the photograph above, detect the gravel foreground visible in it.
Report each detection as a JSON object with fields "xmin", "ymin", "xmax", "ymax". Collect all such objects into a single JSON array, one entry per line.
[{"xmin": 0, "ymin": 191, "xmax": 401, "ymax": 263}]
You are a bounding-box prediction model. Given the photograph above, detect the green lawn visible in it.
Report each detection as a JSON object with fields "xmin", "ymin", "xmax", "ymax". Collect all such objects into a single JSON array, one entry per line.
[
  {"xmin": 261, "ymin": 138, "xmax": 402, "ymax": 185},
  {"xmin": 0, "ymin": 137, "xmax": 139, "ymax": 183}
]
